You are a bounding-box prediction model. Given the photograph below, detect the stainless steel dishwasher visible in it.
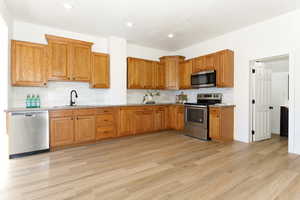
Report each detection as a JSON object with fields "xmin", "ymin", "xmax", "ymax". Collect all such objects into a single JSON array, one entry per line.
[{"xmin": 7, "ymin": 111, "xmax": 50, "ymax": 159}]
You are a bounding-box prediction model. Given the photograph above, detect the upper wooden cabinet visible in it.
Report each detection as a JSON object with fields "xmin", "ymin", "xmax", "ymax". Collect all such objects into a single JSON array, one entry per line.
[
  {"xmin": 127, "ymin": 57, "xmax": 157, "ymax": 89},
  {"xmin": 90, "ymin": 52, "xmax": 110, "ymax": 88},
  {"xmin": 11, "ymin": 40, "xmax": 47, "ymax": 87},
  {"xmin": 179, "ymin": 59, "xmax": 193, "ymax": 89},
  {"xmin": 127, "ymin": 57, "xmax": 143, "ymax": 89},
  {"xmin": 214, "ymin": 50, "xmax": 234, "ymax": 87},
  {"xmin": 159, "ymin": 56, "xmax": 185, "ymax": 90},
  {"xmin": 154, "ymin": 61, "xmax": 165, "ymax": 89},
  {"xmin": 46, "ymin": 35, "xmax": 93, "ymax": 82},
  {"xmin": 192, "ymin": 50, "xmax": 234, "ymax": 88}
]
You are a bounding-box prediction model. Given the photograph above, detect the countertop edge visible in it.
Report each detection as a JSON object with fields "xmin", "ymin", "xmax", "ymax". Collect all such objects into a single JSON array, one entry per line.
[{"xmin": 4, "ymin": 103, "xmax": 184, "ymax": 113}]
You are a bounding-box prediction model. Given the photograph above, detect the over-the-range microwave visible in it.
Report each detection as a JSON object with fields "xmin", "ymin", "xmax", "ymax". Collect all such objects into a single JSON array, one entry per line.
[{"xmin": 191, "ymin": 70, "xmax": 216, "ymax": 88}]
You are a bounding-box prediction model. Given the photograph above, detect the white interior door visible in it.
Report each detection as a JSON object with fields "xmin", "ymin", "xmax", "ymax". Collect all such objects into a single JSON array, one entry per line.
[{"xmin": 252, "ymin": 63, "xmax": 272, "ymax": 141}]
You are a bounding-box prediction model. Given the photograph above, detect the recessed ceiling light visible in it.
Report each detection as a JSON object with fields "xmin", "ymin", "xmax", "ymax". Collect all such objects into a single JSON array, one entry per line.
[
  {"xmin": 126, "ymin": 22, "xmax": 134, "ymax": 27},
  {"xmin": 63, "ymin": 3, "xmax": 73, "ymax": 10},
  {"xmin": 168, "ymin": 33, "xmax": 174, "ymax": 38}
]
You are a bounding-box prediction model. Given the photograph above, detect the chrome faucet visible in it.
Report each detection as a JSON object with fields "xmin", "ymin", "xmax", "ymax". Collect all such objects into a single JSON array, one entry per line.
[{"xmin": 70, "ymin": 90, "xmax": 78, "ymax": 106}]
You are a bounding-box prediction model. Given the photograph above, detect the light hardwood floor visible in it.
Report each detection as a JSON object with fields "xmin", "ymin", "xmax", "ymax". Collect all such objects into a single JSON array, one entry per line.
[{"xmin": 0, "ymin": 132, "xmax": 298, "ymax": 200}]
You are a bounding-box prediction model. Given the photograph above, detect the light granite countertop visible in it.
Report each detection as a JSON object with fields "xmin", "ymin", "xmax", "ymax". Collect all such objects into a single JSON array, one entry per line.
[
  {"xmin": 4, "ymin": 103, "xmax": 184, "ymax": 113},
  {"xmin": 209, "ymin": 104, "xmax": 236, "ymax": 108}
]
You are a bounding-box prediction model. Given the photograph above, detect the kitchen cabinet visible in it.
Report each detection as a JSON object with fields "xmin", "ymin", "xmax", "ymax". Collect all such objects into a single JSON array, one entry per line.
[
  {"xmin": 127, "ymin": 57, "xmax": 156, "ymax": 89},
  {"xmin": 127, "ymin": 57, "xmax": 143, "ymax": 89},
  {"xmin": 90, "ymin": 52, "xmax": 110, "ymax": 88},
  {"xmin": 214, "ymin": 50, "xmax": 234, "ymax": 87},
  {"xmin": 209, "ymin": 106, "xmax": 234, "ymax": 141},
  {"xmin": 154, "ymin": 61, "xmax": 165, "ymax": 89},
  {"xmin": 75, "ymin": 115, "xmax": 95, "ymax": 143},
  {"xmin": 11, "ymin": 40, "xmax": 47, "ymax": 87},
  {"xmin": 134, "ymin": 109, "xmax": 154, "ymax": 134},
  {"xmin": 143, "ymin": 60, "xmax": 155, "ymax": 89},
  {"xmin": 168, "ymin": 105, "xmax": 185, "ymax": 130},
  {"xmin": 192, "ymin": 54, "xmax": 216, "ymax": 73},
  {"xmin": 49, "ymin": 105, "xmax": 184, "ymax": 151},
  {"xmin": 159, "ymin": 56, "xmax": 185, "ymax": 90},
  {"xmin": 95, "ymin": 108, "xmax": 118, "ymax": 140},
  {"xmin": 46, "ymin": 35, "xmax": 93, "ymax": 82},
  {"xmin": 153, "ymin": 106, "xmax": 167, "ymax": 131},
  {"xmin": 50, "ymin": 110, "xmax": 75, "ymax": 148},
  {"xmin": 192, "ymin": 50, "xmax": 234, "ymax": 88},
  {"xmin": 50, "ymin": 109, "xmax": 95, "ymax": 148},
  {"xmin": 70, "ymin": 43, "xmax": 92, "ymax": 81},
  {"xmin": 179, "ymin": 59, "xmax": 193, "ymax": 89},
  {"xmin": 119, "ymin": 108, "xmax": 135, "ymax": 136}
]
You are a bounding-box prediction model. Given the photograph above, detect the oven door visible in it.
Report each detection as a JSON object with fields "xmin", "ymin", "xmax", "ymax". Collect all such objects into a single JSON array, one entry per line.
[
  {"xmin": 184, "ymin": 106, "xmax": 209, "ymax": 140},
  {"xmin": 191, "ymin": 70, "xmax": 216, "ymax": 88}
]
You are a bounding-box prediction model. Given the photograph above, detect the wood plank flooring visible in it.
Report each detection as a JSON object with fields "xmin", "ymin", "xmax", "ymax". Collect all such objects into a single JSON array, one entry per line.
[{"xmin": 0, "ymin": 132, "xmax": 298, "ymax": 200}]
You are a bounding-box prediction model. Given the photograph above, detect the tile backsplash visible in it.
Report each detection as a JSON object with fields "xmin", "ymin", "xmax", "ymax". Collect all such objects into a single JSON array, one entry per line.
[
  {"xmin": 10, "ymin": 82, "xmax": 234, "ymax": 108},
  {"xmin": 10, "ymin": 82, "xmax": 111, "ymax": 107},
  {"xmin": 127, "ymin": 90, "xmax": 177, "ymax": 104}
]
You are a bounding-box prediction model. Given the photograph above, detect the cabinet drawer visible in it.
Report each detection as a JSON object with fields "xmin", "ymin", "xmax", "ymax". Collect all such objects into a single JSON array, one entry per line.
[
  {"xmin": 50, "ymin": 110, "xmax": 74, "ymax": 118},
  {"xmin": 95, "ymin": 108, "xmax": 113, "ymax": 115},
  {"xmin": 96, "ymin": 126, "xmax": 116, "ymax": 139},
  {"xmin": 74, "ymin": 109, "xmax": 95, "ymax": 116},
  {"xmin": 96, "ymin": 114, "xmax": 114, "ymax": 126},
  {"xmin": 210, "ymin": 108, "xmax": 220, "ymax": 116}
]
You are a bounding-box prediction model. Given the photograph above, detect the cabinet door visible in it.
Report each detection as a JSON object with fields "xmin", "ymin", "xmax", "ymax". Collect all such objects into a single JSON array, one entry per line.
[
  {"xmin": 134, "ymin": 110, "xmax": 154, "ymax": 134},
  {"xmin": 119, "ymin": 109, "xmax": 135, "ymax": 136},
  {"xmin": 47, "ymin": 40, "xmax": 70, "ymax": 81},
  {"xmin": 70, "ymin": 43, "xmax": 91, "ymax": 81},
  {"xmin": 165, "ymin": 58, "xmax": 178, "ymax": 89},
  {"xmin": 143, "ymin": 61, "xmax": 155, "ymax": 89},
  {"xmin": 154, "ymin": 109, "xmax": 166, "ymax": 131},
  {"xmin": 192, "ymin": 56, "xmax": 205, "ymax": 73},
  {"xmin": 74, "ymin": 115, "xmax": 95, "ymax": 143},
  {"xmin": 50, "ymin": 117, "xmax": 74, "ymax": 147},
  {"xmin": 90, "ymin": 53, "xmax": 110, "ymax": 88},
  {"xmin": 11, "ymin": 40, "xmax": 47, "ymax": 86},
  {"xmin": 216, "ymin": 50, "xmax": 234, "ymax": 87},
  {"xmin": 209, "ymin": 108, "xmax": 221, "ymax": 140},
  {"xmin": 154, "ymin": 62, "xmax": 165, "ymax": 89},
  {"xmin": 179, "ymin": 60, "xmax": 193, "ymax": 89},
  {"xmin": 176, "ymin": 107, "xmax": 185, "ymax": 130},
  {"xmin": 127, "ymin": 58, "xmax": 143, "ymax": 89}
]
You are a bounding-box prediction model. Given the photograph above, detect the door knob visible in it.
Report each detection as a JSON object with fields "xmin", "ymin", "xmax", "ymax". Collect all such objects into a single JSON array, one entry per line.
[{"xmin": 269, "ymin": 106, "xmax": 274, "ymax": 110}]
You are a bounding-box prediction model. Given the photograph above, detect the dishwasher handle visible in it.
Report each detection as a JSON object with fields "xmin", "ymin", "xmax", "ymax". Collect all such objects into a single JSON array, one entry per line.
[{"xmin": 11, "ymin": 111, "xmax": 48, "ymax": 117}]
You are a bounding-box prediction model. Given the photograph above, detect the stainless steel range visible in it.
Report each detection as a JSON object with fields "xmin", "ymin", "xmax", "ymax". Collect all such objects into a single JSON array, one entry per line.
[{"xmin": 184, "ymin": 93, "xmax": 222, "ymax": 140}]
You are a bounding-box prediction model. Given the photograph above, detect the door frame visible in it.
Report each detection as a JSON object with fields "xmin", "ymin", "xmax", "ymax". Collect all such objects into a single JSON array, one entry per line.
[{"xmin": 249, "ymin": 54, "xmax": 292, "ymax": 147}]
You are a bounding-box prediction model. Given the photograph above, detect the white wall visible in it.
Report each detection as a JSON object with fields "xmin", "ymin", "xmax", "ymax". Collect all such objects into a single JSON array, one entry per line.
[
  {"xmin": 10, "ymin": 21, "xmax": 171, "ymax": 107},
  {"xmin": 270, "ymin": 72, "xmax": 289, "ymax": 134},
  {"xmin": 174, "ymin": 10, "xmax": 297, "ymax": 145}
]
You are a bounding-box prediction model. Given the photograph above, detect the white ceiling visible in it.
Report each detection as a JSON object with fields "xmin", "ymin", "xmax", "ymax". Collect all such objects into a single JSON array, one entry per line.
[{"xmin": 4, "ymin": 0, "xmax": 299, "ymax": 51}]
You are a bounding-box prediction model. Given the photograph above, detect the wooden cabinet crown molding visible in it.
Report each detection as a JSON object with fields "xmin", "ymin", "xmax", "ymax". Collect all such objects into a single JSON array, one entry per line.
[
  {"xmin": 45, "ymin": 34, "xmax": 94, "ymax": 46},
  {"xmin": 159, "ymin": 55, "xmax": 186, "ymax": 61}
]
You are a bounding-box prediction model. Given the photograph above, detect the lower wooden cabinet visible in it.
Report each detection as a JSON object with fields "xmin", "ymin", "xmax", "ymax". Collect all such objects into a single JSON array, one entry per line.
[
  {"xmin": 95, "ymin": 108, "xmax": 118, "ymax": 140},
  {"xmin": 50, "ymin": 105, "xmax": 185, "ymax": 150},
  {"xmin": 50, "ymin": 109, "xmax": 96, "ymax": 148},
  {"xmin": 75, "ymin": 115, "xmax": 95, "ymax": 143},
  {"xmin": 153, "ymin": 107, "xmax": 167, "ymax": 131},
  {"xmin": 168, "ymin": 105, "xmax": 185, "ymax": 130},
  {"xmin": 134, "ymin": 110, "xmax": 154, "ymax": 134},
  {"xmin": 119, "ymin": 109, "xmax": 135, "ymax": 136},
  {"xmin": 209, "ymin": 106, "xmax": 234, "ymax": 141},
  {"xmin": 50, "ymin": 116, "xmax": 74, "ymax": 147}
]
